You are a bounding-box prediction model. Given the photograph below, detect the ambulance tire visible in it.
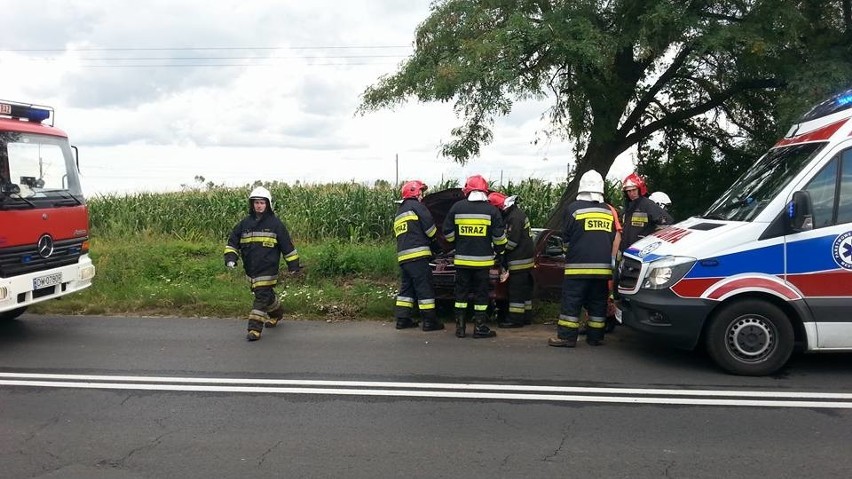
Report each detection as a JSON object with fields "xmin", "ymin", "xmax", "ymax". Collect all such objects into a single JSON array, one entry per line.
[
  {"xmin": 706, "ymin": 299, "xmax": 794, "ymax": 376},
  {"xmin": 0, "ymin": 306, "xmax": 27, "ymax": 321}
]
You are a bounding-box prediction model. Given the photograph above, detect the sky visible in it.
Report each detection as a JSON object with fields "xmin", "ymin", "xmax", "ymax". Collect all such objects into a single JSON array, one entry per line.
[{"xmin": 0, "ymin": 0, "xmax": 635, "ymax": 197}]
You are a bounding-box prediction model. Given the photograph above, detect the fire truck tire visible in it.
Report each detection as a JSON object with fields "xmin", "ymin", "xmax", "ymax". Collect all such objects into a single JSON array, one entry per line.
[
  {"xmin": 706, "ymin": 299, "xmax": 794, "ymax": 376},
  {"xmin": 0, "ymin": 306, "xmax": 28, "ymax": 321}
]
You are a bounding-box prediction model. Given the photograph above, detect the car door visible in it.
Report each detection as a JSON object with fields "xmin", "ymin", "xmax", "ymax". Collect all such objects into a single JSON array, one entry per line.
[
  {"xmin": 785, "ymin": 146, "xmax": 852, "ymax": 348},
  {"xmin": 532, "ymin": 230, "xmax": 564, "ymax": 300}
]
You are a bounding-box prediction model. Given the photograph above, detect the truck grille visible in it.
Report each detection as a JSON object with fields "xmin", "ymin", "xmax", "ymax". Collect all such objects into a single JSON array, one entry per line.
[
  {"xmin": 0, "ymin": 238, "xmax": 86, "ymax": 277},
  {"xmin": 619, "ymin": 257, "xmax": 642, "ymax": 290}
]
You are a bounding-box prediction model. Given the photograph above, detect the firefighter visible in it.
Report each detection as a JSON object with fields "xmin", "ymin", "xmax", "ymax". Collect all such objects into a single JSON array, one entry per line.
[
  {"xmin": 549, "ymin": 170, "xmax": 618, "ymax": 347},
  {"xmin": 443, "ymin": 175, "xmax": 507, "ymax": 338},
  {"xmin": 487, "ymin": 191, "xmax": 534, "ymax": 328},
  {"xmin": 224, "ymin": 186, "xmax": 301, "ymax": 341},
  {"xmin": 393, "ymin": 180, "xmax": 444, "ymax": 331},
  {"xmin": 620, "ymin": 173, "xmax": 672, "ymax": 252}
]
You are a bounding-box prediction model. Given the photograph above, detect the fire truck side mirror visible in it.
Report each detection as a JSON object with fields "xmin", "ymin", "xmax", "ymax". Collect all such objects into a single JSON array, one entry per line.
[
  {"xmin": 0, "ymin": 181, "xmax": 20, "ymax": 196},
  {"xmin": 788, "ymin": 190, "xmax": 814, "ymax": 232}
]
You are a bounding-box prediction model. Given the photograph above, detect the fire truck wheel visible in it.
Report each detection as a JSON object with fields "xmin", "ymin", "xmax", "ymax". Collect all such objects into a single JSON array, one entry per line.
[
  {"xmin": 705, "ymin": 299, "xmax": 794, "ymax": 376},
  {"xmin": 0, "ymin": 306, "xmax": 28, "ymax": 321}
]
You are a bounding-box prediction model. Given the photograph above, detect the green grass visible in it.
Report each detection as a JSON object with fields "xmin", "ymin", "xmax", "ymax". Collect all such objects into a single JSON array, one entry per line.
[{"xmin": 29, "ymin": 235, "xmax": 400, "ymax": 320}]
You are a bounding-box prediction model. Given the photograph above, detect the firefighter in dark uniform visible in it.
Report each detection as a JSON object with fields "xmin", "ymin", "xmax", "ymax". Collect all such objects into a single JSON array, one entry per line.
[
  {"xmin": 394, "ymin": 180, "xmax": 444, "ymax": 331},
  {"xmin": 224, "ymin": 186, "xmax": 301, "ymax": 341},
  {"xmin": 549, "ymin": 170, "xmax": 619, "ymax": 347},
  {"xmin": 443, "ymin": 175, "xmax": 507, "ymax": 338},
  {"xmin": 620, "ymin": 173, "xmax": 673, "ymax": 251},
  {"xmin": 488, "ymin": 191, "xmax": 534, "ymax": 328}
]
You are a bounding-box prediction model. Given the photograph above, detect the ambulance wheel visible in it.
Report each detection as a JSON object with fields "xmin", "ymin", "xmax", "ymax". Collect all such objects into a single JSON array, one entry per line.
[
  {"xmin": 0, "ymin": 307, "xmax": 27, "ymax": 321},
  {"xmin": 705, "ymin": 299, "xmax": 793, "ymax": 376}
]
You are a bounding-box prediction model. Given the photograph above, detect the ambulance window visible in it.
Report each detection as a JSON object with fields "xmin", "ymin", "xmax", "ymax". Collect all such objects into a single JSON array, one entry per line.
[
  {"xmin": 838, "ymin": 150, "xmax": 852, "ymax": 225},
  {"xmin": 803, "ymin": 158, "xmax": 837, "ymax": 228}
]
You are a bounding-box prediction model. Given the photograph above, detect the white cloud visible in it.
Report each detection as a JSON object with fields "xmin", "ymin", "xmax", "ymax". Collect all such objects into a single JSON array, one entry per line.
[{"xmin": 1, "ymin": 0, "xmax": 636, "ymax": 196}]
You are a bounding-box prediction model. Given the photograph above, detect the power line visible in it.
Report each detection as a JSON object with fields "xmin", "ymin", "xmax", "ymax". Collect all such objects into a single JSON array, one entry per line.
[
  {"xmin": 4, "ymin": 48, "xmax": 412, "ymax": 68},
  {"xmin": 74, "ymin": 62, "xmax": 400, "ymax": 68},
  {"xmin": 61, "ymin": 55, "xmax": 408, "ymax": 61},
  {"xmin": 1, "ymin": 45, "xmax": 411, "ymax": 52}
]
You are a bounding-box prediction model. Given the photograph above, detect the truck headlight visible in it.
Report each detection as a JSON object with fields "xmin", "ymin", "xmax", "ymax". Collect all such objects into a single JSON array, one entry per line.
[
  {"xmin": 79, "ymin": 265, "xmax": 96, "ymax": 281},
  {"xmin": 643, "ymin": 256, "xmax": 696, "ymax": 290}
]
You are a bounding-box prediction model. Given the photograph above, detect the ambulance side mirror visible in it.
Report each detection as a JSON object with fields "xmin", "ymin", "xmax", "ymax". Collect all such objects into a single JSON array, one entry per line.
[{"xmin": 788, "ymin": 190, "xmax": 813, "ymax": 232}]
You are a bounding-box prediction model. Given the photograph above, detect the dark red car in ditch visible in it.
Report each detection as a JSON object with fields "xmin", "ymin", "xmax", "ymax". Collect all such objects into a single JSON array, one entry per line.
[
  {"xmin": 423, "ymin": 188, "xmax": 616, "ymax": 325},
  {"xmin": 423, "ymin": 188, "xmax": 563, "ymax": 307}
]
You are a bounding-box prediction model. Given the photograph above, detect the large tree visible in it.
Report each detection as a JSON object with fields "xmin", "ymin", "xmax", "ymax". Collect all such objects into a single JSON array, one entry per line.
[{"xmin": 359, "ymin": 0, "xmax": 852, "ymax": 228}]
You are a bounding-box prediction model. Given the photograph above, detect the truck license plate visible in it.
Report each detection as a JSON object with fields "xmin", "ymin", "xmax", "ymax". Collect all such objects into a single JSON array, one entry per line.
[{"xmin": 33, "ymin": 272, "xmax": 62, "ymax": 290}]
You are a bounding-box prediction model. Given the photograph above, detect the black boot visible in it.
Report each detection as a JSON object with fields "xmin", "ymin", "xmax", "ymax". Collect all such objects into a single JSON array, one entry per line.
[
  {"xmin": 396, "ymin": 318, "xmax": 419, "ymax": 329},
  {"xmin": 497, "ymin": 314, "xmax": 523, "ymax": 328},
  {"xmin": 473, "ymin": 316, "xmax": 496, "ymax": 338},
  {"xmin": 455, "ymin": 311, "xmax": 466, "ymax": 338},
  {"xmin": 586, "ymin": 327, "xmax": 605, "ymax": 346},
  {"xmin": 265, "ymin": 305, "xmax": 284, "ymax": 328},
  {"xmin": 422, "ymin": 321, "xmax": 445, "ymax": 332}
]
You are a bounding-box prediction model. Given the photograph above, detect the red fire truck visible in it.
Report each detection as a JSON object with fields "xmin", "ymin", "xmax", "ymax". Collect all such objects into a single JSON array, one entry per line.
[{"xmin": 0, "ymin": 100, "xmax": 95, "ymax": 320}]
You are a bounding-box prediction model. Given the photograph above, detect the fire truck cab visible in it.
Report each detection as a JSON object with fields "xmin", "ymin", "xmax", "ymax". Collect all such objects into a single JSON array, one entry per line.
[
  {"xmin": 0, "ymin": 100, "xmax": 95, "ymax": 320},
  {"xmin": 619, "ymin": 89, "xmax": 852, "ymax": 376}
]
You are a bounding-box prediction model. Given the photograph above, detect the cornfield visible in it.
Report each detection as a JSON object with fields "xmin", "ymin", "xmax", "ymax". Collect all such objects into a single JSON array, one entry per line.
[{"xmin": 88, "ymin": 178, "xmax": 617, "ymax": 242}]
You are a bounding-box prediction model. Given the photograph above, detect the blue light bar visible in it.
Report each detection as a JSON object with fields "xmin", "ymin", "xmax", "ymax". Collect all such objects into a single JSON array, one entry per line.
[
  {"xmin": 837, "ymin": 93, "xmax": 852, "ymax": 107},
  {"xmin": 0, "ymin": 100, "xmax": 53, "ymax": 123}
]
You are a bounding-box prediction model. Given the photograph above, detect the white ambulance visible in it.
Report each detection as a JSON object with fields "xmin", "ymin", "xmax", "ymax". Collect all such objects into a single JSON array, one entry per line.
[{"xmin": 618, "ymin": 88, "xmax": 852, "ymax": 376}]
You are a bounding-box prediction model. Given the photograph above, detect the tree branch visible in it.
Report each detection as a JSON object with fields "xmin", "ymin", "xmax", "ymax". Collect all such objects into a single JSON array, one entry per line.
[
  {"xmin": 618, "ymin": 45, "xmax": 694, "ymax": 137},
  {"xmin": 621, "ymin": 78, "xmax": 785, "ymax": 150}
]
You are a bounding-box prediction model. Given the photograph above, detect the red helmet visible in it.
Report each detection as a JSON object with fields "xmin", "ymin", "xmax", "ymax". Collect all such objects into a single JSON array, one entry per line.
[
  {"xmin": 400, "ymin": 180, "xmax": 428, "ymax": 199},
  {"xmin": 487, "ymin": 191, "xmax": 508, "ymax": 210},
  {"xmin": 622, "ymin": 173, "xmax": 648, "ymax": 196},
  {"xmin": 462, "ymin": 175, "xmax": 489, "ymax": 196}
]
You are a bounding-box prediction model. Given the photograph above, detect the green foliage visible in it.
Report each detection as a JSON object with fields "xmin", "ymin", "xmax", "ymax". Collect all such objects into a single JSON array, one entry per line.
[
  {"xmin": 359, "ymin": 0, "xmax": 852, "ymax": 229},
  {"xmin": 638, "ymin": 142, "xmax": 742, "ymax": 220},
  {"xmin": 90, "ymin": 182, "xmax": 399, "ymax": 242}
]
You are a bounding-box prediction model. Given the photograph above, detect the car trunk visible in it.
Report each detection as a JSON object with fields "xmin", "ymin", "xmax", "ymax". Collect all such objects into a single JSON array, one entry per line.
[{"xmin": 422, "ymin": 188, "xmax": 502, "ymax": 300}]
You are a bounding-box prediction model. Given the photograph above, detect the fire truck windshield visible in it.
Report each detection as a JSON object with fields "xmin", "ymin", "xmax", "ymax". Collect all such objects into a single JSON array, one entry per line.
[{"xmin": 0, "ymin": 131, "xmax": 83, "ymax": 208}]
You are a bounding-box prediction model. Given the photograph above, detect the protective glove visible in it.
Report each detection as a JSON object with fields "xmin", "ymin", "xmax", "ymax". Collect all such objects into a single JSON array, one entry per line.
[{"xmin": 226, "ymin": 261, "xmax": 236, "ymax": 269}]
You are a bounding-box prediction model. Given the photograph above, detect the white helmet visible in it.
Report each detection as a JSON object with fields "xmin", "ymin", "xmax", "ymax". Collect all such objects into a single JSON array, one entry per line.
[
  {"xmin": 578, "ymin": 170, "xmax": 604, "ymax": 195},
  {"xmin": 249, "ymin": 186, "xmax": 272, "ymax": 203},
  {"xmin": 577, "ymin": 170, "xmax": 604, "ymax": 194},
  {"xmin": 576, "ymin": 170, "xmax": 605, "ymax": 203},
  {"xmin": 649, "ymin": 191, "xmax": 671, "ymax": 208},
  {"xmin": 249, "ymin": 186, "xmax": 273, "ymax": 212}
]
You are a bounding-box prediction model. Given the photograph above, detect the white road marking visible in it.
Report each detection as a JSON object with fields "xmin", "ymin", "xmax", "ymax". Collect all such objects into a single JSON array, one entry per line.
[{"xmin": 1, "ymin": 372, "xmax": 850, "ymax": 408}]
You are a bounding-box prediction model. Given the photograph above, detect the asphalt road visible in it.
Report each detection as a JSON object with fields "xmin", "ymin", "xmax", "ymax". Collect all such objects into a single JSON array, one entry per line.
[{"xmin": 2, "ymin": 314, "xmax": 852, "ymax": 479}]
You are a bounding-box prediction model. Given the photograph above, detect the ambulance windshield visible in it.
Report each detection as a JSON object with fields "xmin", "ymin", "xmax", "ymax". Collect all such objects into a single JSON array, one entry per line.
[
  {"xmin": 703, "ymin": 142, "xmax": 824, "ymax": 222},
  {"xmin": 0, "ymin": 131, "xmax": 84, "ymax": 209}
]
